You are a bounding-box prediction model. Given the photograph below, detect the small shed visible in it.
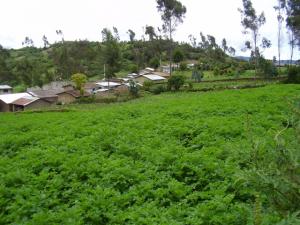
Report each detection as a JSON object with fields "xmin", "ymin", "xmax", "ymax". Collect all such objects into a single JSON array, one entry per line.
[{"xmin": 0, "ymin": 85, "xmax": 13, "ymax": 95}]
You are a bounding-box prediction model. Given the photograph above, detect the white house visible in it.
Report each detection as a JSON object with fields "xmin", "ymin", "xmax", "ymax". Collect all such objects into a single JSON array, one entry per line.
[{"xmin": 0, "ymin": 85, "xmax": 12, "ymax": 95}]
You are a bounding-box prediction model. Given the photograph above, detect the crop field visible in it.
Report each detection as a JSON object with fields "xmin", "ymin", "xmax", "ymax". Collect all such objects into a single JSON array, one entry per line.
[{"xmin": 0, "ymin": 85, "xmax": 300, "ymax": 224}]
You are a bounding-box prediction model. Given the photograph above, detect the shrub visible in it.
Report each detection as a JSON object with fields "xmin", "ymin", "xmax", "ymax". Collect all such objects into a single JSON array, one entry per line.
[
  {"xmin": 149, "ymin": 57, "xmax": 160, "ymax": 69},
  {"xmin": 128, "ymin": 80, "xmax": 139, "ymax": 97},
  {"xmin": 167, "ymin": 75, "xmax": 185, "ymax": 91},
  {"xmin": 286, "ymin": 66, "xmax": 300, "ymax": 83},
  {"xmin": 179, "ymin": 62, "xmax": 187, "ymax": 71},
  {"xmin": 143, "ymin": 80, "xmax": 154, "ymax": 91},
  {"xmin": 128, "ymin": 64, "xmax": 138, "ymax": 73},
  {"xmin": 258, "ymin": 58, "xmax": 278, "ymax": 78},
  {"xmin": 150, "ymin": 85, "xmax": 166, "ymax": 95}
]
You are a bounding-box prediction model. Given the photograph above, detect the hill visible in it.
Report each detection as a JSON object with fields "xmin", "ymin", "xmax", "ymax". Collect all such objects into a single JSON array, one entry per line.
[{"xmin": 0, "ymin": 85, "xmax": 299, "ymax": 224}]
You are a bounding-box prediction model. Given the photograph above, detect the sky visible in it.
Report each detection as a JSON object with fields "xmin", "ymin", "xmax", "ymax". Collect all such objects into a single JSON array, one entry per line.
[{"xmin": 0, "ymin": 0, "xmax": 298, "ymax": 59}]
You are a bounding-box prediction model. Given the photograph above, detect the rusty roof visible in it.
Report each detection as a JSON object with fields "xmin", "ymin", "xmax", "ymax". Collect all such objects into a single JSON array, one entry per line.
[
  {"xmin": 11, "ymin": 97, "xmax": 40, "ymax": 106},
  {"xmin": 57, "ymin": 90, "xmax": 90, "ymax": 98}
]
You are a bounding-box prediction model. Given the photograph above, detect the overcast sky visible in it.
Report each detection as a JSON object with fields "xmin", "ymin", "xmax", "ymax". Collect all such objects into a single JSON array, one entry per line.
[{"xmin": 0, "ymin": 0, "xmax": 298, "ymax": 59}]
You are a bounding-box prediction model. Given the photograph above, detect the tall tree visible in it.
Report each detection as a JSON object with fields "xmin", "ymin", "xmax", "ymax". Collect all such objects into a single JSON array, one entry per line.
[
  {"xmin": 282, "ymin": 0, "xmax": 298, "ymax": 65},
  {"xmin": 156, "ymin": 0, "xmax": 186, "ymax": 75},
  {"xmin": 145, "ymin": 25, "xmax": 157, "ymax": 41},
  {"xmin": 127, "ymin": 29, "xmax": 136, "ymax": 42},
  {"xmin": 42, "ymin": 35, "xmax": 50, "ymax": 49},
  {"xmin": 274, "ymin": 0, "xmax": 285, "ymax": 67},
  {"xmin": 222, "ymin": 38, "xmax": 228, "ymax": 53},
  {"xmin": 101, "ymin": 28, "xmax": 121, "ymax": 78},
  {"xmin": 56, "ymin": 30, "xmax": 64, "ymax": 43},
  {"xmin": 22, "ymin": 37, "xmax": 34, "ymax": 47},
  {"xmin": 238, "ymin": 0, "xmax": 271, "ymax": 76}
]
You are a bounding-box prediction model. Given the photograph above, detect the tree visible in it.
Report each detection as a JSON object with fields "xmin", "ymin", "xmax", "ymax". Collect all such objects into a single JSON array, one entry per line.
[
  {"xmin": 156, "ymin": 0, "xmax": 187, "ymax": 76},
  {"xmin": 127, "ymin": 29, "xmax": 136, "ymax": 42},
  {"xmin": 42, "ymin": 35, "xmax": 50, "ymax": 49},
  {"xmin": 101, "ymin": 28, "xmax": 121, "ymax": 78},
  {"xmin": 167, "ymin": 74, "xmax": 185, "ymax": 91},
  {"xmin": 0, "ymin": 45, "xmax": 12, "ymax": 84},
  {"xmin": 173, "ymin": 48, "xmax": 184, "ymax": 63},
  {"xmin": 71, "ymin": 73, "xmax": 87, "ymax": 95},
  {"xmin": 222, "ymin": 38, "xmax": 228, "ymax": 53},
  {"xmin": 281, "ymin": 0, "xmax": 298, "ymax": 65},
  {"xmin": 22, "ymin": 37, "xmax": 34, "ymax": 47},
  {"xmin": 145, "ymin": 25, "xmax": 157, "ymax": 41},
  {"xmin": 56, "ymin": 30, "xmax": 64, "ymax": 43},
  {"xmin": 238, "ymin": 0, "xmax": 271, "ymax": 76},
  {"xmin": 274, "ymin": 0, "xmax": 285, "ymax": 67}
]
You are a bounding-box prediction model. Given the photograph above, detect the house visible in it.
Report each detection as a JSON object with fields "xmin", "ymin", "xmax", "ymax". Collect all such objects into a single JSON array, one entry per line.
[
  {"xmin": 28, "ymin": 90, "xmax": 59, "ymax": 104},
  {"xmin": 11, "ymin": 96, "xmax": 52, "ymax": 112},
  {"xmin": 0, "ymin": 85, "xmax": 13, "ymax": 95},
  {"xmin": 0, "ymin": 93, "xmax": 31, "ymax": 112},
  {"xmin": 151, "ymin": 71, "xmax": 170, "ymax": 79},
  {"xmin": 56, "ymin": 90, "xmax": 90, "ymax": 104},
  {"xmin": 134, "ymin": 74, "xmax": 166, "ymax": 85},
  {"xmin": 0, "ymin": 93, "xmax": 51, "ymax": 112},
  {"xmin": 161, "ymin": 64, "xmax": 179, "ymax": 74}
]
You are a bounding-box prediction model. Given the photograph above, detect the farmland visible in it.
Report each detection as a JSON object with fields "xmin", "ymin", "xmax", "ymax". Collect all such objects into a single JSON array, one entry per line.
[{"xmin": 0, "ymin": 85, "xmax": 300, "ymax": 224}]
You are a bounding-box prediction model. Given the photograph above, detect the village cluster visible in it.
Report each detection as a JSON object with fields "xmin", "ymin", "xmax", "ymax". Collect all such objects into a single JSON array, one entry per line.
[{"xmin": 0, "ymin": 67, "xmax": 173, "ymax": 112}]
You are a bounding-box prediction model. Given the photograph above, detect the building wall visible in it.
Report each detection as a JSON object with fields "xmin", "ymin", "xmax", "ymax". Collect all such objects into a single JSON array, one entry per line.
[
  {"xmin": 0, "ymin": 100, "xmax": 10, "ymax": 112},
  {"xmin": 57, "ymin": 93, "xmax": 76, "ymax": 104},
  {"xmin": 25, "ymin": 99, "xmax": 52, "ymax": 111},
  {"xmin": 0, "ymin": 89, "xmax": 12, "ymax": 95},
  {"xmin": 135, "ymin": 76, "xmax": 165, "ymax": 85}
]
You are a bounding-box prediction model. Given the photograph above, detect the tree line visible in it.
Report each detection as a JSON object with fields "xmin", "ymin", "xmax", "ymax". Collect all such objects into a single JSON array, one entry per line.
[{"xmin": 0, "ymin": 0, "xmax": 300, "ymax": 89}]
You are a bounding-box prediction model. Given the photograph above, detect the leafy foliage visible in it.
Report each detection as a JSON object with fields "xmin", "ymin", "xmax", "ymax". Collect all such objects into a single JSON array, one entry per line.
[{"xmin": 0, "ymin": 85, "xmax": 299, "ymax": 224}]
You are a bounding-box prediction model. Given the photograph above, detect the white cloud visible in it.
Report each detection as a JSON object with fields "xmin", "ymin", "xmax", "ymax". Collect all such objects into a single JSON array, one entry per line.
[{"xmin": 0, "ymin": 0, "xmax": 298, "ymax": 59}]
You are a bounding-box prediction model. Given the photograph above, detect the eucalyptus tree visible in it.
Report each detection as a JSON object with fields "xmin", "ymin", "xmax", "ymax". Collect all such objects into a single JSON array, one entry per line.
[
  {"xmin": 145, "ymin": 25, "xmax": 157, "ymax": 41},
  {"xmin": 56, "ymin": 30, "xmax": 64, "ymax": 43},
  {"xmin": 274, "ymin": 0, "xmax": 285, "ymax": 67},
  {"xmin": 22, "ymin": 37, "xmax": 34, "ymax": 47},
  {"xmin": 156, "ymin": 0, "xmax": 186, "ymax": 75},
  {"xmin": 127, "ymin": 29, "xmax": 136, "ymax": 42},
  {"xmin": 42, "ymin": 35, "xmax": 50, "ymax": 49},
  {"xmin": 281, "ymin": 0, "xmax": 298, "ymax": 65},
  {"xmin": 238, "ymin": 0, "xmax": 271, "ymax": 76},
  {"xmin": 101, "ymin": 28, "xmax": 121, "ymax": 78}
]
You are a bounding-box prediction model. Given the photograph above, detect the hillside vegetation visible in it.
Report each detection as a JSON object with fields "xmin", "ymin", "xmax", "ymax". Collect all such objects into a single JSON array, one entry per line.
[{"xmin": 0, "ymin": 85, "xmax": 299, "ymax": 224}]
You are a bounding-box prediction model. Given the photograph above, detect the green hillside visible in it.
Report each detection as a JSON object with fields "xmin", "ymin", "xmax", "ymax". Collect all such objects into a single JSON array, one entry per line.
[{"xmin": 0, "ymin": 85, "xmax": 299, "ymax": 224}]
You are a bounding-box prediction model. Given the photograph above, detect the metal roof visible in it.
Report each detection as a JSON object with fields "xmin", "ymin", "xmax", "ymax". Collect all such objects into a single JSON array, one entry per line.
[
  {"xmin": 96, "ymin": 82, "xmax": 121, "ymax": 87},
  {"xmin": 0, "ymin": 85, "xmax": 12, "ymax": 90},
  {"xmin": 11, "ymin": 96, "xmax": 40, "ymax": 106},
  {"xmin": 0, "ymin": 93, "xmax": 31, "ymax": 104},
  {"xmin": 142, "ymin": 75, "xmax": 166, "ymax": 81}
]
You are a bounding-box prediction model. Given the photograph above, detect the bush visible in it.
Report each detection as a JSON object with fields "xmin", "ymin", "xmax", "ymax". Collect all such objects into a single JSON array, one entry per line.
[
  {"xmin": 128, "ymin": 80, "xmax": 139, "ymax": 97},
  {"xmin": 167, "ymin": 75, "xmax": 185, "ymax": 91},
  {"xmin": 286, "ymin": 66, "xmax": 300, "ymax": 83},
  {"xmin": 143, "ymin": 80, "xmax": 154, "ymax": 91},
  {"xmin": 149, "ymin": 57, "xmax": 160, "ymax": 69},
  {"xmin": 150, "ymin": 85, "xmax": 166, "ymax": 95},
  {"xmin": 128, "ymin": 64, "xmax": 138, "ymax": 73},
  {"xmin": 179, "ymin": 62, "xmax": 187, "ymax": 71},
  {"xmin": 258, "ymin": 58, "xmax": 278, "ymax": 78}
]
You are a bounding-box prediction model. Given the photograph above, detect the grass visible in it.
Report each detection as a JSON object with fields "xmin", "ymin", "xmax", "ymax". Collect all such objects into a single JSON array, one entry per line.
[{"xmin": 0, "ymin": 84, "xmax": 300, "ymax": 224}]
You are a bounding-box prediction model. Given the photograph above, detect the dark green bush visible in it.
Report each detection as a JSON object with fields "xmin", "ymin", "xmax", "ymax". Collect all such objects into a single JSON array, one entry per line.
[
  {"xmin": 167, "ymin": 75, "xmax": 185, "ymax": 91},
  {"xmin": 150, "ymin": 84, "xmax": 166, "ymax": 94},
  {"xmin": 286, "ymin": 66, "xmax": 300, "ymax": 83}
]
